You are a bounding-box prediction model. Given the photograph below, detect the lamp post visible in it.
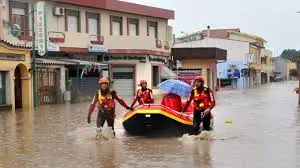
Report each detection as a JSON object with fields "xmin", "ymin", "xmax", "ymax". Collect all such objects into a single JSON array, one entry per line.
[{"xmin": 31, "ymin": 2, "xmax": 38, "ymax": 107}]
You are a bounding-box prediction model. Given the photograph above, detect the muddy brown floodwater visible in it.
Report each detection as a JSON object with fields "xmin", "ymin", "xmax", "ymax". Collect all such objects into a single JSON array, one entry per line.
[{"xmin": 0, "ymin": 81, "xmax": 299, "ymax": 168}]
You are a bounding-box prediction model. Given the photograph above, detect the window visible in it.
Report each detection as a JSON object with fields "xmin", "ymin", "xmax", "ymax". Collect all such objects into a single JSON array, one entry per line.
[
  {"xmin": 127, "ymin": 18, "xmax": 139, "ymax": 36},
  {"xmin": 9, "ymin": 1, "xmax": 29, "ymax": 36},
  {"xmin": 65, "ymin": 10, "xmax": 80, "ymax": 32},
  {"xmin": 148, "ymin": 21, "xmax": 158, "ymax": 39},
  {"xmin": 110, "ymin": 16, "xmax": 123, "ymax": 36},
  {"xmin": 11, "ymin": 8, "xmax": 25, "ymax": 34},
  {"xmin": 86, "ymin": 12, "xmax": 100, "ymax": 35},
  {"xmin": 152, "ymin": 66, "xmax": 160, "ymax": 87}
]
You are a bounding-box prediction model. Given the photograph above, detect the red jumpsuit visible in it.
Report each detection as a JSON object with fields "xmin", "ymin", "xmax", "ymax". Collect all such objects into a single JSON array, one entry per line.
[
  {"xmin": 183, "ymin": 87, "xmax": 215, "ymax": 133},
  {"xmin": 88, "ymin": 90, "xmax": 130, "ymax": 130},
  {"xmin": 131, "ymin": 88, "xmax": 154, "ymax": 107}
]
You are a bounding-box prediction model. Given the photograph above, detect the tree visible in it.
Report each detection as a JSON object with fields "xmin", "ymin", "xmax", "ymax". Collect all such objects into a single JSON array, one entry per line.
[{"xmin": 280, "ymin": 49, "xmax": 300, "ymax": 63}]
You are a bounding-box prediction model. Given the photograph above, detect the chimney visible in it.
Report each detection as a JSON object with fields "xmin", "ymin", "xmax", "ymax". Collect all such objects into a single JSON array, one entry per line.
[{"xmin": 207, "ymin": 25, "xmax": 210, "ymax": 38}]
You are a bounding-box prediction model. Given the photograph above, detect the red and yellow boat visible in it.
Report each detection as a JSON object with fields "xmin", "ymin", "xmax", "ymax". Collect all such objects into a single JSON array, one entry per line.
[{"xmin": 122, "ymin": 104, "xmax": 194, "ymax": 136}]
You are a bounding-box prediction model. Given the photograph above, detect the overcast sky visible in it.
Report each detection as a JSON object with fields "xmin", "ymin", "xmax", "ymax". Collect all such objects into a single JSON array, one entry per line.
[{"xmin": 123, "ymin": 0, "xmax": 300, "ymax": 56}]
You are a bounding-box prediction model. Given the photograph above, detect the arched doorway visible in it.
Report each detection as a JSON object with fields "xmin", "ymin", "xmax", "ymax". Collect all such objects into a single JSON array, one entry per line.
[
  {"xmin": 14, "ymin": 66, "xmax": 22, "ymax": 109},
  {"xmin": 14, "ymin": 64, "xmax": 29, "ymax": 109}
]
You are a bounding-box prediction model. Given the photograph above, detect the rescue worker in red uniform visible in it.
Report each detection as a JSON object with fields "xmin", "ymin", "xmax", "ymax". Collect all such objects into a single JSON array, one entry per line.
[
  {"xmin": 182, "ymin": 76, "xmax": 216, "ymax": 135},
  {"xmin": 130, "ymin": 80, "xmax": 154, "ymax": 108},
  {"xmin": 87, "ymin": 77, "xmax": 132, "ymax": 136}
]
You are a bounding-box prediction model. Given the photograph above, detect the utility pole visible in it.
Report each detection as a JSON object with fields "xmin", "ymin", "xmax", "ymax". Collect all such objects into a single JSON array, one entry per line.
[{"xmin": 31, "ymin": 1, "xmax": 38, "ymax": 107}]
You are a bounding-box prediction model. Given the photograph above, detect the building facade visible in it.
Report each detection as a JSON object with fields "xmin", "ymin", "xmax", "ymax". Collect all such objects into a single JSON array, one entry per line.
[
  {"xmin": 174, "ymin": 34, "xmax": 250, "ymax": 90},
  {"xmin": 0, "ymin": 0, "xmax": 175, "ymax": 97},
  {"xmin": 0, "ymin": 39, "xmax": 32, "ymax": 110}
]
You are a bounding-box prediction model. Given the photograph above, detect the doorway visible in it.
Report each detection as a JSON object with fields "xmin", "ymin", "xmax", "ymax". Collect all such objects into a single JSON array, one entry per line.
[{"xmin": 15, "ymin": 66, "xmax": 22, "ymax": 109}]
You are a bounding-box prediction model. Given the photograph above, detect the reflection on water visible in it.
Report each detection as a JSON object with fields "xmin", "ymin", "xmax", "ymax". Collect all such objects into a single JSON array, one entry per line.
[{"xmin": 0, "ymin": 81, "xmax": 299, "ymax": 168}]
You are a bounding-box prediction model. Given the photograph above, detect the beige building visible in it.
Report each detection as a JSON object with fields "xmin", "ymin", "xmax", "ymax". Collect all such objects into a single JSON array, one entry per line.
[
  {"xmin": 228, "ymin": 31, "xmax": 269, "ymax": 87},
  {"xmin": 0, "ymin": 0, "xmax": 175, "ymax": 97}
]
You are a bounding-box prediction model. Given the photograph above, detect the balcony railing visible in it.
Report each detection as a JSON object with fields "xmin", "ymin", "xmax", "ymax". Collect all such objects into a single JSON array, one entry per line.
[
  {"xmin": 48, "ymin": 31, "xmax": 65, "ymax": 43},
  {"xmin": 89, "ymin": 35, "xmax": 104, "ymax": 45},
  {"xmin": 164, "ymin": 41, "xmax": 170, "ymax": 50},
  {"xmin": 156, "ymin": 40, "xmax": 162, "ymax": 48}
]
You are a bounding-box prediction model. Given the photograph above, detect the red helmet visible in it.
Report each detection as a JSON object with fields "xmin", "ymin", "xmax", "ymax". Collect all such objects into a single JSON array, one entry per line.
[
  {"xmin": 139, "ymin": 80, "xmax": 147, "ymax": 85},
  {"xmin": 99, "ymin": 77, "xmax": 109, "ymax": 85},
  {"xmin": 194, "ymin": 76, "xmax": 205, "ymax": 84}
]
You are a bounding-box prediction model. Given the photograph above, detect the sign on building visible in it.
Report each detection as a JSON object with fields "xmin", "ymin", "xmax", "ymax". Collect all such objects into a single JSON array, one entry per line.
[
  {"xmin": 36, "ymin": 1, "xmax": 46, "ymax": 56},
  {"xmin": 88, "ymin": 44, "xmax": 108, "ymax": 53},
  {"xmin": 247, "ymin": 53, "xmax": 254, "ymax": 64}
]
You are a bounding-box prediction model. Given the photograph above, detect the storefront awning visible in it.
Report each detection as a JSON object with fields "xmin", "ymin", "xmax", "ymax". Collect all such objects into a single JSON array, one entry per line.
[
  {"xmin": 161, "ymin": 66, "xmax": 177, "ymax": 79},
  {"xmin": 58, "ymin": 58, "xmax": 108, "ymax": 67},
  {"xmin": 34, "ymin": 58, "xmax": 76, "ymax": 65}
]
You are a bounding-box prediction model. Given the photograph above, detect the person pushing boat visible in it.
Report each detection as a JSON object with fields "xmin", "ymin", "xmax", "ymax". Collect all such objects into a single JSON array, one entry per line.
[{"xmin": 87, "ymin": 77, "xmax": 132, "ymax": 137}]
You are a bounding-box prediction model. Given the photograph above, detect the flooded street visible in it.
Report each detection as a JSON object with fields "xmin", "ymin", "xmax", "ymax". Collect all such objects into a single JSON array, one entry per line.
[{"xmin": 0, "ymin": 81, "xmax": 299, "ymax": 168}]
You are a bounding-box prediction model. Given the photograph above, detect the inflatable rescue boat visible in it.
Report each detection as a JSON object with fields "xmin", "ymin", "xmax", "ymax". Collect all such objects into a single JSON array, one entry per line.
[{"xmin": 123, "ymin": 103, "xmax": 196, "ymax": 136}]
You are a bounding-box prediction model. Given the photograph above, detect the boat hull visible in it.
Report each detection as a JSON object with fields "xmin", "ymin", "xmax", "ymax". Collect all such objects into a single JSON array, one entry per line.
[{"xmin": 122, "ymin": 105, "xmax": 194, "ymax": 136}]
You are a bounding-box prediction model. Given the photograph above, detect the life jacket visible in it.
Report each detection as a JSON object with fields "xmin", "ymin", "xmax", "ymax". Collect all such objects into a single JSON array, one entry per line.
[
  {"xmin": 137, "ymin": 88, "xmax": 153, "ymax": 104},
  {"xmin": 97, "ymin": 90, "xmax": 115, "ymax": 112},
  {"xmin": 193, "ymin": 87, "xmax": 211, "ymax": 110}
]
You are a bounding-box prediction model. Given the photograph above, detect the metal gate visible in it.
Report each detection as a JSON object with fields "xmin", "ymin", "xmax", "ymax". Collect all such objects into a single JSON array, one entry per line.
[
  {"xmin": 112, "ymin": 66, "xmax": 134, "ymax": 96},
  {"xmin": 37, "ymin": 68, "xmax": 59, "ymax": 105}
]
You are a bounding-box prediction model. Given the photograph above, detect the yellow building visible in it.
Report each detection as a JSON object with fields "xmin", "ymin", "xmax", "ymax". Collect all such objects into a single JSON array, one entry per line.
[{"xmin": 0, "ymin": 39, "xmax": 32, "ymax": 111}]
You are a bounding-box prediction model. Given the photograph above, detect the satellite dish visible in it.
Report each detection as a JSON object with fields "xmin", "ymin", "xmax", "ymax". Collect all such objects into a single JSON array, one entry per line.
[{"xmin": 10, "ymin": 24, "xmax": 22, "ymax": 37}]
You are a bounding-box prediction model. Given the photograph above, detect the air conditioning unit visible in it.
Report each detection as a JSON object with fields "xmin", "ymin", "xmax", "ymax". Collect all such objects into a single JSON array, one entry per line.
[{"xmin": 53, "ymin": 7, "xmax": 65, "ymax": 16}]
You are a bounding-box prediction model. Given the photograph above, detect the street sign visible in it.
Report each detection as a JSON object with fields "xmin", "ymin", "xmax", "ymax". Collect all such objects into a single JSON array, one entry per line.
[{"xmin": 36, "ymin": 1, "xmax": 46, "ymax": 56}]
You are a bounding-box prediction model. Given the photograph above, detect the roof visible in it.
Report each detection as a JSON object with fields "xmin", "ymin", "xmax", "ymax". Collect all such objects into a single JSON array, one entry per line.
[
  {"xmin": 230, "ymin": 31, "xmax": 267, "ymax": 42},
  {"xmin": 0, "ymin": 38, "xmax": 31, "ymax": 49},
  {"xmin": 177, "ymin": 28, "xmax": 240, "ymax": 40},
  {"xmin": 202, "ymin": 28, "xmax": 240, "ymax": 39},
  {"xmin": 34, "ymin": 58, "xmax": 108, "ymax": 67},
  {"xmin": 52, "ymin": 0, "xmax": 174, "ymax": 19},
  {"xmin": 171, "ymin": 47, "xmax": 227, "ymax": 61},
  {"xmin": 58, "ymin": 58, "xmax": 108, "ymax": 67}
]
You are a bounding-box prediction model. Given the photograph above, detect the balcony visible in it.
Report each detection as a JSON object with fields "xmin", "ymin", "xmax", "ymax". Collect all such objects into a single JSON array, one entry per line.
[
  {"xmin": 156, "ymin": 40, "xmax": 162, "ymax": 48},
  {"xmin": 48, "ymin": 31, "xmax": 65, "ymax": 43},
  {"xmin": 164, "ymin": 41, "xmax": 170, "ymax": 50},
  {"xmin": 89, "ymin": 35, "xmax": 104, "ymax": 45}
]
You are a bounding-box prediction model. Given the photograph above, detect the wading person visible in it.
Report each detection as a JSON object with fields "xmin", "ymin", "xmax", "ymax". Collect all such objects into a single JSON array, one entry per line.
[
  {"xmin": 182, "ymin": 76, "xmax": 216, "ymax": 135},
  {"xmin": 87, "ymin": 77, "xmax": 132, "ymax": 137}
]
